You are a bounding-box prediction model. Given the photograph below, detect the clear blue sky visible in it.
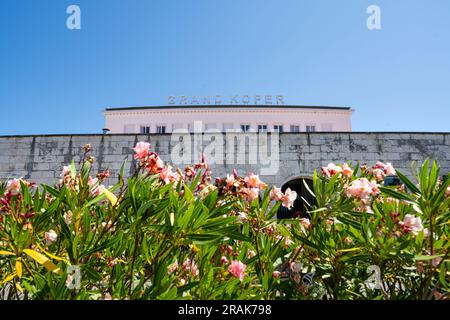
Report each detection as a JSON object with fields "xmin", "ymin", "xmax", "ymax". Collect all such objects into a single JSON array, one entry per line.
[{"xmin": 0, "ymin": 0, "xmax": 449, "ymax": 135}]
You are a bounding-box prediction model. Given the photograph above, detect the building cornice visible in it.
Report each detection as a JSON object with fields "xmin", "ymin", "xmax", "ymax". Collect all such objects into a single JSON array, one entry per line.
[
  {"xmin": 104, "ymin": 108, "xmax": 353, "ymax": 117},
  {"xmin": 105, "ymin": 105, "xmax": 352, "ymax": 112}
]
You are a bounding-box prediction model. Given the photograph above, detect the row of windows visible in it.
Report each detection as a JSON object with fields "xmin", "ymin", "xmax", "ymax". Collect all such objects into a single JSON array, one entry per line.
[
  {"xmin": 245, "ymin": 124, "xmax": 316, "ymax": 133},
  {"xmin": 130, "ymin": 123, "xmax": 326, "ymax": 134},
  {"xmin": 139, "ymin": 126, "xmax": 166, "ymax": 134}
]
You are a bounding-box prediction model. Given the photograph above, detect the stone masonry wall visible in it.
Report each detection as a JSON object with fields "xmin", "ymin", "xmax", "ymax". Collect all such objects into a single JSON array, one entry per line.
[{"xmin": 0, "ymin": 133, "xmax": 449, "ymax": 187}]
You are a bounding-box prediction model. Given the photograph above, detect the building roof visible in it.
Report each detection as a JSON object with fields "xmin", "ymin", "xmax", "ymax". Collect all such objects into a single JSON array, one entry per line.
[{"xmin": 105, "ymin": 105, "xmax": 352, "ymax": 111}]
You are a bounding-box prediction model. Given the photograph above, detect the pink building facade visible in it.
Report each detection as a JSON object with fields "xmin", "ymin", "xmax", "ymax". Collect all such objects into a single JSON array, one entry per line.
[{"xmin": 103, "ymin": 105, "xmax": 353, "ymax": 134}]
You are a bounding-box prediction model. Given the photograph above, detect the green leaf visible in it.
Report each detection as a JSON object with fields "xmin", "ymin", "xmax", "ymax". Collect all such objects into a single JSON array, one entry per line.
[
  {"xmin": 336, "ymin": 215, "xmax": 361, "ymax": 229},
  {"xmin": 414, "ymin": 254, "xmax": 444, "ymax": 261},
  {"xmin": 428, "ymin": 160, "xmax": 440, "ymax": 196},
  {"xmin": 303, "ymin": 178, "xmax": 316, "ymax": 198},
  {"xmin": 396, "ymin": 170, "xmax": 420, "ymax": 194},
  {"xmin": 82, "ymin": 265, "xmax": 103, "ymax": 282},
  {"xmin": 292, "ymin": 232, "xmax": 322, "ymax": 252},
  {"xmin": 187, "ymin": 233, "xmax": 222, "ymax": 245},
  {"xmin": 23, "ymin": 249, "xmax": 61, "ymax": 274},
  {"xmin": 419, "ymin": 159, "xmax": 430, "ymax": 195},
  {"xmin": 223, "ymin": 230, "xmax": 251, "ymax": 242},
  {"xmin": 379, "ymin": 186, "xmax": 415, "ymax": 202}
]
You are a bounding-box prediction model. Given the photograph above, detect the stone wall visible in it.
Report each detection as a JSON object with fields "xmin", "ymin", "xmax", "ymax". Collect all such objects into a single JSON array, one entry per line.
[{"xmin": 0, "ymin": 133, "xmax": 449, "ymax": 187}]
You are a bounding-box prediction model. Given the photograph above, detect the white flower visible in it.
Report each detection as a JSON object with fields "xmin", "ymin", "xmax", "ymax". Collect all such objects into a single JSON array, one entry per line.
[
  {"xmin": 61, "ymin": 165, "xmax": 72, "ymax": 178},
  {"xmin": 247, "ymin": 250, "xmax": 256, "ymax": 258},
  {"xmin": 6, "ymin": 179, "xmax": 21, "ymax": 196},
  {"xmin": 64, "ymin": 211, "xmax": 73, "ymax": 225},
  {"xmin": 45, "ymin": 229, "xmax": 58, "ymax": 245},
  {"xmin": 400, "ymin": 214, "xmax": 424, "ymax": 236}
]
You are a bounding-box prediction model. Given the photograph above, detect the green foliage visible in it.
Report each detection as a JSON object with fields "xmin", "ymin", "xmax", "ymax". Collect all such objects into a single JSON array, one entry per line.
[{"xmin": 0, "ymin": 148, "xmax": 449, "ymax": 300}]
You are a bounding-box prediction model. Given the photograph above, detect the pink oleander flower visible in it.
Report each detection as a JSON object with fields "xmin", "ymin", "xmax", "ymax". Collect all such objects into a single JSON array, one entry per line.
[
  {"xmin": 159, "ymin": 166, "xmax": 181, "ymax": 184},
  {"xmin": 168, "ymin": 260, "xmax": 178, "ymax": 275},
  {"xmin": 373, "ymin": 161, "xmax": 396, "ymax": 176},
  {"xmin": 182, "ymin": 258, "xmax": 199, "ymax": 277},
  {"xmin": 400, "ymin": 214, "xmax": 424, "ymax": 236},
  {"xmin": 247, "ymin": 250, "xmax": 256, "ymax": 258},
  {"xmin": 45, "ymin": 229, "xmax": 58, "ymax": 245},
  {"xmin": 61, "ymin": 165, "xmax": 72, "ymax": 178},
  {"xmin": 145, "ymin": 153, "xmax": 165, "ymax": 174},
  {"xmin": 92, "ymin": 184, "xmax": 106, "ymax": 196},
  {"xmin": 373, "ymin": 161, "xmax": 385, "ymax": 170},
  {"xmin": 220, "ymin": 256, "xmax": 229, "ymax": 265},
  {"xmin": 241, "ymin": 188, "xmax": 259, "ymax": 201},
  {"xmin": 284, "ymin": 236, "xmax": 293, "ymax": 247},
  {"xmin": 159, "ymin": 167, "xmax": 172, "ymax": 184},
  {"xmin": 299, "ymin": 218, "xmax": 311, "ymax": 229},
  {"xmin": 276, "ymin": 235, "xmax": 292, "ymax": 247},
  {"xmin": 345, "ymin": 178, "xmax": 379, "ymax": 202},
  {"xmin": 269, "ymin": 187, "xmax": 284, "ymax": 201},
  {"xmin": 445, "ymin": 185, "xmax": 450, "ymax": 198},
  {"xmin": 226, "ymin": 174, "xmax": 235, "ymax": 187},
  {"xmin": 237, "ymin": 211, "xmax": 248, "ymax": 222},
  {"xmin": 194, "ymin": 153, "xmax": 208, "ymax": 170},
  {"xmin": 321, "ymin": 163, "xmax": 343, "ymax": 178},
  {"xmin": 228, "ymin": 260, "xmax": 246, "ymax": 281},
  {"xmin": 190, "ymin": 264, "xmax": 199, "ymax": 278},
  {"xmin": 184, "ymin": 166, "xmax": 196, "ymax": 178},
  {"xmin": 432, "ymin": 257, "xmax": 443, "ymax": 267},
  {"xmin": 133, "ymin": 141, "xmax": 151, "ymax": 160},
  {"xmin": 6, "ymin": 179, "xmax": 21, "ymax": 196},
  {"xmin": 343, "ymin": 237, "xmax": 353, "ymax": 244},
  {"xmin": 281, "ymin": 188, "xmax": 297, "ymax": 209},
  {"xmin": 272, "ymin": 271, "xmax": 281, "ymax": 278},
  {"xmin": 342, "ymin": 163, "xmax": 353, "ymax": 178},
  {"xmin": 372, "ymin": 168, "xmax": 385, "ymax": 182},
  {"xmin": 64, "ymin": 211, "xmax": 73, "ymax": 225},
  {"xmin": 369, "ymin": 180, "xmax": 380, "ymax": 195},
  {"xmin": 244, "ymin": 174, "xmax": 267, "ymax": 189},
  {"xmin": 97, "ymin": 169, "xmax": 110, "ymax": 180},
  {"xmin": 385, "ymin": 163, "xmax": 396, "ymax": 176},
  {"xmin": 88, "ymin": 177, "xmax": 98, "ymax": 189}
]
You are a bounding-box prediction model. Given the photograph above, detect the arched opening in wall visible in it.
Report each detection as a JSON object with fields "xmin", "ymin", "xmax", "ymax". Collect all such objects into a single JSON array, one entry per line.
[{"xmin": 277, "ymin": 178, "xmax": 315, "ymax": 219}]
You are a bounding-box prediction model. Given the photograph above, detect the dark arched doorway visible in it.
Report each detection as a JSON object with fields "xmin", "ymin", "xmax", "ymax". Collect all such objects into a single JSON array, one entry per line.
[{"xmin": 277, "ymin": 178, "xmax": 315, "ymax": 219}]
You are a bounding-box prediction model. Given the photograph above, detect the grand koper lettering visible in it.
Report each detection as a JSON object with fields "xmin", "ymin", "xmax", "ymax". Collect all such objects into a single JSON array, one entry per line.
[{"xmin": 167, "ymin": 95, "xmax": 284, "ymax": 106}]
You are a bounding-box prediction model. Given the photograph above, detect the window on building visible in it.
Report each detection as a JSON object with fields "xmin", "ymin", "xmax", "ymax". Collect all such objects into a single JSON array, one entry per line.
[
  {"xmin": 241, "ymin": 124, "xmax": 251, "ymax": 132},
  {"xmin": 273, "ymin": 125, "xmax": 284, "ymax": 133},
  {"xmin": 156, "ymin": 126, "xmax": 166, "ymax": 134},
  {"xmin": 290, "ymin": 125, "xmax": 300, "ymax": 133},
  {"xmin": 306, "ymin": 125, "xmax": 316, "ymax": 133},
  {"xmin": 257, "ymin": 124, "xmax": 268, "ymax": 132},
  {"xmin": 140, "ymin": 126, "xmax": 150, "ymax": 134}
]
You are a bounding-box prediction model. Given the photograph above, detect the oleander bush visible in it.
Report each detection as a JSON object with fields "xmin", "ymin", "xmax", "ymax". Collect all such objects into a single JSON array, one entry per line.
[{"xmin": 0, "ymin": 143, "xmax": 449, "ymax": 300}]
